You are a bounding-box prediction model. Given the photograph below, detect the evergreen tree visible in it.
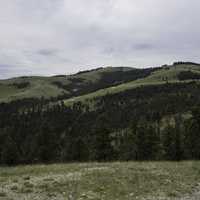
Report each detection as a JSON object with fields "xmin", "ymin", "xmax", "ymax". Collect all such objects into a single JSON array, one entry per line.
[
  {"xmin": 184, "ymin": 107, "xmax": 200, "ymax": 159},
  {"xmin": 92, "ymin": 126, "xmax": 113, "ymax": 161},
  {"xmin": 1, "ymin": 136, "xmax": 19, "ymax": 165}
]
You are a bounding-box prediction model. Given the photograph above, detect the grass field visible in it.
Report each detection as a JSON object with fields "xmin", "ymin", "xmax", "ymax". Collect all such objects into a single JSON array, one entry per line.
[{"xmin": 0, "ymin": 161, "xmax": 200, "ymax": 200}]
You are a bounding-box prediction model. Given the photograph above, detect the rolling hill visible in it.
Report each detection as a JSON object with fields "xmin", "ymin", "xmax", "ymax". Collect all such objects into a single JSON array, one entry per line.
[
  {"xmin": 1, "ymin": 62, "xmax": 200, "ymax": 165},
  {"xmin": 63, "ymin": 62, "xmax": 200, "ymax": 106},
  {"xmin": 0, "ymin": 62, "xmax": 200, "ymax": 104},
  {"xmin": 0, "ymin": 66, "xmax": 155, "ymax": 102}
]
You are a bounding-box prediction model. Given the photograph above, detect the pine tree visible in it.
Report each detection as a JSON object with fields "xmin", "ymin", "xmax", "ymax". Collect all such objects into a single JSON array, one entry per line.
[{"xmin": 93, "ymin": 126, "xmax": 113, "ymax": 161}]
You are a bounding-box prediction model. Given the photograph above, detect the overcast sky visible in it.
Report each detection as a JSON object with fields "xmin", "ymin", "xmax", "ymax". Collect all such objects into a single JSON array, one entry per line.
[{"xmin": 0, "ymin": 0, "xmax": 200, "ymax": 79}]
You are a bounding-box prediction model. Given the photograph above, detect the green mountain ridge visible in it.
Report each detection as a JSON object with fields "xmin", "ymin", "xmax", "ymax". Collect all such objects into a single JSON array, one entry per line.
[
  {"xmin": 0, "ymin": 66, "xmax": 153, "ymax": 102},
  {"xmin": 62, "ymin": 62, "xmax": 200, "ymax": 106},
  {"xmin": 1, "ymin": 62, "xmax": 200, "ymax": 103},
  {"xmin": 1, "ymin": 62, "xmax": 200, "ymax": 165}
]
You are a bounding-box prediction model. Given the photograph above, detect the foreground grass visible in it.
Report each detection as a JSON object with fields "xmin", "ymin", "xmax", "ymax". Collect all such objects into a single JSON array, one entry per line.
[{"xmin": 0, "ymin": 161, "xmax": 200, "ymax": 200}]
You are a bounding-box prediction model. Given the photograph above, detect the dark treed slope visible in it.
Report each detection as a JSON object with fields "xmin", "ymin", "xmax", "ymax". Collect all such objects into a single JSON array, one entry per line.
[
  {"xmin": 1, "ymin": 62, "xmax": 200, "ymax": 165},
  {"xmin": 63, "ymin": 62, "xmax": 200, "ymax": 106}
]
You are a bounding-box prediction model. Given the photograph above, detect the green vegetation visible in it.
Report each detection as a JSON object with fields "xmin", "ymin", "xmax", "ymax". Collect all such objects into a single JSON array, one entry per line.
[
  {"xmin": 1, "ymin": 62, "xmax": 200, "ymax": 103},
  {"xmin": 64, "ymin": 63, "xmax": 200, "ymax": 106},
  {"xmin": 0, "ymin": 66, "xmax": 146, "ymax": 102},
  {"xmin": 1, "ymin": 82, "xmax": 200, "ymax": 164},
  {"xmin": 1, "ymin": 62, "xmax": 200, "ymax": 199},
  {"xmin": 0, "ymin": 161, "xmax": 200, "ymax": 200},
  {"xmin": 0, "ymin": 77, "xmax": 68, "ymax": 102}
]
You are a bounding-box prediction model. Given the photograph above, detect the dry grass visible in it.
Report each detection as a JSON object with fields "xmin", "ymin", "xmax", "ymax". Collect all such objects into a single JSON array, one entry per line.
[{"xmin": 0, "ymin": 161, "xmax": 200, "ymax": 200}]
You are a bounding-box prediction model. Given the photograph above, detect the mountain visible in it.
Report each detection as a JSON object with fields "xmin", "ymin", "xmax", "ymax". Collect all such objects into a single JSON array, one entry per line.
[
  {"xmin": 0, "ymin": 66, "xmax": 155, "ymax": 102},
  {"xmin": 64, "ymin": 62, "xmax": 200, "ymax": 106},
  {"xmin": 1, "ymin": 61, "xmax": 200, "ymax": 165},
  {"xmin": 0, "ymin": 62, "xmax": 200, "ymax": 103}
]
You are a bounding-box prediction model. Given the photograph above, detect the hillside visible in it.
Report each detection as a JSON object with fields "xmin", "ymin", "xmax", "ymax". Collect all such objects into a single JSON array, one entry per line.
[
  {"xmin": 64, "ymin": 62, "xmax": 200, "ymax": 106},
  {"xmin": 0, "ymin": 66, "xmax": 155, "ymax": 102},
  {"xmin": 0, "ymin": 62, "xmax": 200, "ymax": 104},
  {"xmin": 1, "ymin": 62, "xmax": 200, "ymax": 165}
]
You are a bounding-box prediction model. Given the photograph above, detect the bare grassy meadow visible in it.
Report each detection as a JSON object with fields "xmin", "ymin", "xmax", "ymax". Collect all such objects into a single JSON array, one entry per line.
[{"xmin": 0, "ymin": 161, "xmax": 200, "ymax": 200}]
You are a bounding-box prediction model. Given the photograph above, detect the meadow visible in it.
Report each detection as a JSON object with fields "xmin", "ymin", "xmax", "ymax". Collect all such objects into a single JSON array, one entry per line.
[{"xmin": 0, "ymin": 161, "xmax": 200, "ymax": 200}]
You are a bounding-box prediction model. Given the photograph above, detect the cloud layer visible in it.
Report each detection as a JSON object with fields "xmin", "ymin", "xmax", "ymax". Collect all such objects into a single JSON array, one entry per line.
[{"xmin": 0, "ymin": 0, "xmax": 200, "ymax": 78}]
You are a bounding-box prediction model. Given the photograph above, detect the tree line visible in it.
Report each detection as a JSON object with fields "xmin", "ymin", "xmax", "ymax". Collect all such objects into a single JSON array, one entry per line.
[{"xmin": 0, "ymin": 82, "xmax": 200, "ymax": 165}]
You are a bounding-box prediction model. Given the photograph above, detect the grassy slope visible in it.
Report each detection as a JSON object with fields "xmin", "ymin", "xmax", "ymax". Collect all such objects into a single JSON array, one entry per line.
[
  {"xmin": 0, "ymin": 76, "xmax": 67, "ymax": 102},
  {"xmin": 0, "ymin": 63, "xmax": 200, "ymax": 103},
  {"xmin": 0, "ymin": 67, "xmax": 134, "ymax": 102},
  {"xmin": 63, "ymin": 64, "xmax": 200, "ymax": 106},
  {"xmin": 0, "ymin": 162, "xmax": 200, "ymax": 200}
]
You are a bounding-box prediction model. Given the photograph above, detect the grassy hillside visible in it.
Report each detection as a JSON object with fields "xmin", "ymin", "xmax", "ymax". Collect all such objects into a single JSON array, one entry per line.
[
  {"xmin": 0, "ymin": 76, "xmax": 67, "ymax": 102},
  {"xmin": 0, "ymin": 161, "xmax": 200, "ymax": 200},
  {"xmin": 0, "ymin": 66, "xmax": 153, "ymax": 102},
  {"xmin": 64, "ymin": 63, "xmax": 200, "ymax": 106},
  {"xmin": 0, "ymin": 62, "xmax": 200, "ymax": 103},
  {"xmin": 1, "ymin": 62, "xmax": 200, "ymax": 166}
]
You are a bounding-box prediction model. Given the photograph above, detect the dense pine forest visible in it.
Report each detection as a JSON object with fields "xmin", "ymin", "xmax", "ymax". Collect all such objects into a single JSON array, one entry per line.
[{"xmin": 1, "ymin": 71, "xmax": 200, "ymax": 165}]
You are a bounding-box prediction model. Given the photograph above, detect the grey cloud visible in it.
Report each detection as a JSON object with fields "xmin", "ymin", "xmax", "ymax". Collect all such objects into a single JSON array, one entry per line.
[
  {"xmin": 0, "ymin": 0, "xmax": 200, "ymax": 79},
  {"xmin": 133, "ymin": 44, "xmax": 154, "ymax": 50},
  {"xmin": 37, "ymin": 49, "xmax": 58, "ymax": 56}
]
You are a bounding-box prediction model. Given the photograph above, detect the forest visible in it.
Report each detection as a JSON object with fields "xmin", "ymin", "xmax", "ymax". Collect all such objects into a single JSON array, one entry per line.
[{"xmin": 0, "ymin": 81, "xmax": 200, "ymax": 165}]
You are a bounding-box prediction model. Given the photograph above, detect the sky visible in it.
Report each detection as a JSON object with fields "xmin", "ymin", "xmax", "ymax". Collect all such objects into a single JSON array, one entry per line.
[{"xmin": 0, "ymin": 0, "xmax": 200, "ymax": 79}]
